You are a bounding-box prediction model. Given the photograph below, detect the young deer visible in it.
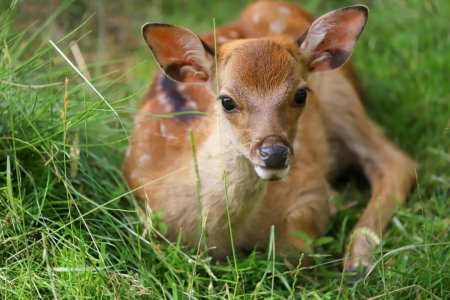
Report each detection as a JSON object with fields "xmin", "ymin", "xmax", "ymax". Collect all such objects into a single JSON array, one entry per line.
[{"xmin": 123, "ymin": 1, "xmax": 417, "ymax": 270}]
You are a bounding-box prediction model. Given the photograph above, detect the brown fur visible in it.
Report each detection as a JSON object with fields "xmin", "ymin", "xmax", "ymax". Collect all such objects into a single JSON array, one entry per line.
[{"xmin": 124, "ymin": 0, "xmax": 417, "ymax": 270}]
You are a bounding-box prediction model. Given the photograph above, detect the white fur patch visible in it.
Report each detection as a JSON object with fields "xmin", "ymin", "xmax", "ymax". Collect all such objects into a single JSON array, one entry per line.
[
  {"xmin": 254, "ymin": 165, "xmax": 290, "ymax": 180},
  {"xmin": 217, "ymin": 36, "xmax": 229, "ymax": 44},
  {"xmin": 252, "ymin": 13, "xmax": 261, "ymax": 24},
  {"xmin": 229, "ymin": 30, "xmax": 239, "ymax": 38},
  {"xmin": 157, "ymin": 94, "xmax": 167, "ymax": 104},
  {"xmin": 139, "ymin": 154, "xmax": 151, "ymax": 164},
  {"xmin": 160, "ymin": 123, "xmax": 168, "ymax": 136},
  {"xmin": 277, "ymin": 6, "xmax": 291, "ymax": 15},
  {"xmin": 158, "ymin": 122, "xmax": 177, "ymax": 141},
  {"xmin": 186, "ymin": 100, "xmax": 198, "ymax": 110},
  {"xmin": 157, "ymin": 94, "xmax": 174, "ymax": 112},
  {"xmin": 178, "ymin": 84, "xmax": 188, "ymax": 92},
  {"xmin": 269, "ymin": 20, "xmax": 286, "ymax": 35}
]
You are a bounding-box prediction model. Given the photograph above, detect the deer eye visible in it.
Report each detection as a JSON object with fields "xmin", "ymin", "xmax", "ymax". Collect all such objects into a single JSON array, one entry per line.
[
  {"xmin": 294, "ymin": 88, "xmax": 309, "ymax": 107},
  {"xmin": 219, "ymin": 96, "xmax": 237, "ymax": 112}
]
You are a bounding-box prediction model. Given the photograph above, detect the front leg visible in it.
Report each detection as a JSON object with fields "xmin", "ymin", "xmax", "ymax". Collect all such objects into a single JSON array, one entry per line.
[{"xmin": 269, "ymin": 168, "xmax": 334, "ymax": 260}]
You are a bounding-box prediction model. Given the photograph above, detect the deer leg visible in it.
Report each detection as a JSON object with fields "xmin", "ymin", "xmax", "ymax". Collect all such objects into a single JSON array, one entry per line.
[
  {"xmin": 320, "ymin": 98, "xmax": 416, "ymax": 270},
  {"xmin": 273, "ymin": 170, "xmax": 334, "ymax": 263},
  {"xmin": 343, "ymin": 124, "xmax": 417, "ymax": 270}
]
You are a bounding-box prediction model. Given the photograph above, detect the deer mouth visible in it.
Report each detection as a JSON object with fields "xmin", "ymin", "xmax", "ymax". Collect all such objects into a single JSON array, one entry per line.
[{"xmin": 254, "ymin": 165, "xmax": 291, "ymax": 181}]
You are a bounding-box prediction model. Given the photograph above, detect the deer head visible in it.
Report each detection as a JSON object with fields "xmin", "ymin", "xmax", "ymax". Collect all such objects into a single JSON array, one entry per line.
[{"xmin": 142, "ymin": 5, "xmax": 368, "ymax": 180}]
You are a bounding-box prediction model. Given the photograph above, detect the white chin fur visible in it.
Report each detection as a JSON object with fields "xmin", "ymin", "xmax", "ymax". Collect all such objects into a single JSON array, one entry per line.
[{"xmin": 254, "ymin": 165, "xmax": 290, "ymax": 181}]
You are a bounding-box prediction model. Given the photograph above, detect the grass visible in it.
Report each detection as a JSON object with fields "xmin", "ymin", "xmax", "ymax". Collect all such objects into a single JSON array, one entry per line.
[{"xmin": 1, "ymin": 0, "xmax": 449, "ymax": 298}]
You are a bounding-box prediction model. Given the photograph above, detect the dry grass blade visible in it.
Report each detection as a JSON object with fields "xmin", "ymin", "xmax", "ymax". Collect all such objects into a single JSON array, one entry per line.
[
  {"xmin": 368, "ymin": 284, "xmax": 442, "ymax": 300},
  {"xmin": 49, "ymin": 40, "xmax": 119, "ymax": 119},
  {"xmin": 70, "ymin": 41, "xmax": 92, "ymax": 80},
  {"xmin": 0, "ymin": 79, "xmax": 62, "ymax": 88}
]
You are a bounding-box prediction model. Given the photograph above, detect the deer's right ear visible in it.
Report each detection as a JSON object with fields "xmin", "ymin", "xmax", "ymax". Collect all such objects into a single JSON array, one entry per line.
[{"xmin": 142, "ymin": 23, "xmax": 214, "ymax": 84}]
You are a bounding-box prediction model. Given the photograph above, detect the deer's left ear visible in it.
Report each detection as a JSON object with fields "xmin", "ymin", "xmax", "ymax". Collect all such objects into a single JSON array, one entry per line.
[
  {"xmin": 298, "ymin": 5, "xmax": 368, "ymax": 72},
  {"xmin": 142, "ymin": 23, "xmax": 214, "ymax": 83}
]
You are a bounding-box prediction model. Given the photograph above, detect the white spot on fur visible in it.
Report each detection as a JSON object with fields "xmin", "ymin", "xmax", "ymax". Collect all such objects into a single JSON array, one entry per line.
[
  {"xmin": 252, "ymin": 13, "xmax": 261, "ymax": 24},
  {"xmin": 160, "ymin": 123, "xmax": 168, "ymax": 136},
  {"xmin": 130, "ymin": 172, "xmax": 139, "ymax": 180},
  {"xmin": 157, "ymin": 94, "xmax": 173, "ymax": 112},
  {"xmin": 186, "ymin": 101, "xmax": 198, "ymax": 110},
  {"xmin": 269, "ymin": 20, "xmax": 286, "ymax": 35},
  {"xmin": 217, "ymin": 36, "xmax": 228, "ymax": 44},
  {"xmin": 157, "ymin": 122, "xmax": 178, "ymax": 141},
  {"xmin": 229, "ymin": 30, "xmax": 238, "ymax": 38},
  {"xmin": 277, "ymin": 6, "xmax": 291, "ymax": 15},
  {"xmin": 139, "ymin": 154, "xmax": 151, "ymax": 164}
]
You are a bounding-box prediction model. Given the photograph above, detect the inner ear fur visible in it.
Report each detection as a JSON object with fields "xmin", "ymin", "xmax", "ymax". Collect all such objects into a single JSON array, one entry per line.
[{"xmin": 298, "ymin": 5, "xmax": 368, "ymax": 72}]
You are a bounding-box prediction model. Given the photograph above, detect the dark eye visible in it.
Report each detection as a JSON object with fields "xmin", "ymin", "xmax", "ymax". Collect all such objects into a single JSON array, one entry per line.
[
  {"xmin": 219, "ymin": 96, "xmax": 237, "ymax": 112},
  {"xmin": 294, "ymin": 88, "xmax": 309, "ymax": 107}
]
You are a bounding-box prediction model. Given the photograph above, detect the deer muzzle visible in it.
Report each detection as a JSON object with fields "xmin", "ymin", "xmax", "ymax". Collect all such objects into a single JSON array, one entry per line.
[{"xmin": 251, "ymin": 135, "xmax": 293, "ymax": 181}]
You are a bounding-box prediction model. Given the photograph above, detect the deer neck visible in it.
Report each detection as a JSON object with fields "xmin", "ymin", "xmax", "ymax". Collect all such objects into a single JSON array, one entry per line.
[{"xmin": 197, "ymin": 111, "xmax": 267, "ymax": 224}]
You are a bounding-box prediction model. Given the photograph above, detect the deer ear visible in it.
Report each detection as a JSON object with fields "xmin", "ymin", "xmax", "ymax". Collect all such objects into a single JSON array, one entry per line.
[
  {"xmin": 298, "ymin": 5, "xmax": 368, "ymax": 72},
  {"xmin": 142, "ymin": 23, "xmax": 214, "ymax": 83}
]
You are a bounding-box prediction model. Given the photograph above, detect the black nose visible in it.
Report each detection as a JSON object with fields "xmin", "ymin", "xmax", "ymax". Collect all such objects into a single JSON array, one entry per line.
[{"xmin": 260, "ymin": 145, "xmax": 289, "ymax": 168}]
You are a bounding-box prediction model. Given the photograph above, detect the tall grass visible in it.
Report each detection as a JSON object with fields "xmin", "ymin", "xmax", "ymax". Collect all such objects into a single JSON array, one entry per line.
[{"xmin": 1, "ymin": 0, "xmax": 449, "ymax": 298}]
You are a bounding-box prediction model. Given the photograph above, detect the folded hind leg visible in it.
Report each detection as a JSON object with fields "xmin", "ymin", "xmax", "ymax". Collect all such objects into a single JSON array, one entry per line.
[{"xmin": 342, "ymin": 124, "xmax": 417, "ymax": 270}]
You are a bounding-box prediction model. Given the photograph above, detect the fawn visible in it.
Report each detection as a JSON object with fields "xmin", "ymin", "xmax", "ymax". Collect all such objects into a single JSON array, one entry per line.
[{"xmin": 123, "ymin": 0, "xmax": 417, "ymax": 270}]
